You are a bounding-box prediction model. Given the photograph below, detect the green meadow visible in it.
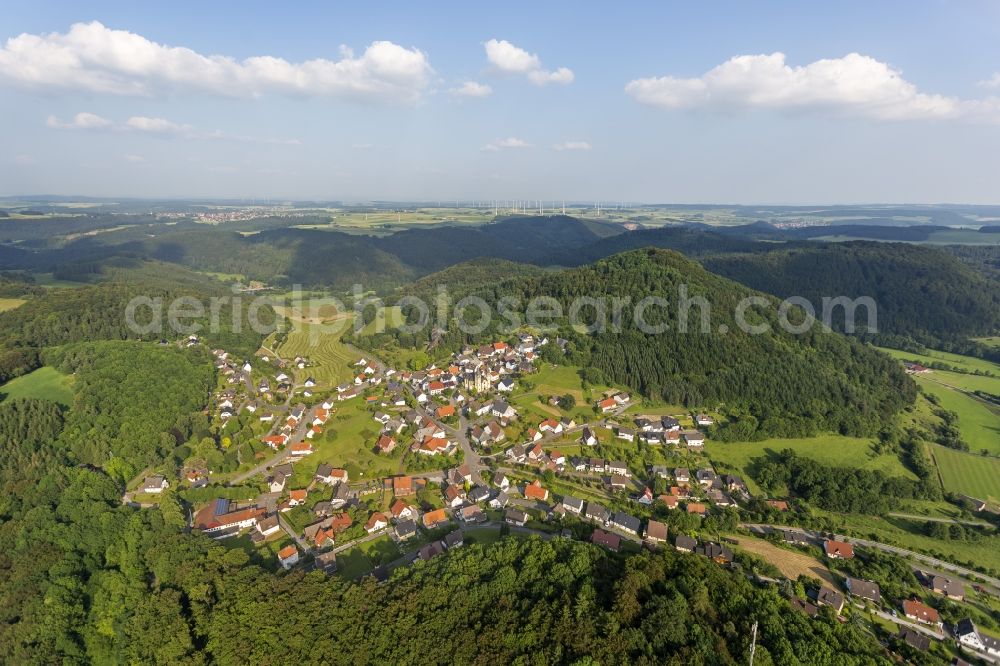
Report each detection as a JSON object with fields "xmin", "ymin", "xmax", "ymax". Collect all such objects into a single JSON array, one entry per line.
[{"xmin": 0, "ymin": 367, "xmax": 75, "ymax": 406}]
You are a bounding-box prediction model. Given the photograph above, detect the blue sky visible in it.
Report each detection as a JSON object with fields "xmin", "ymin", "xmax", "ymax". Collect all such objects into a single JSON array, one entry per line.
[{"xmin": 2, "ymin": 1, "xmax": 999, "ymax": 203}]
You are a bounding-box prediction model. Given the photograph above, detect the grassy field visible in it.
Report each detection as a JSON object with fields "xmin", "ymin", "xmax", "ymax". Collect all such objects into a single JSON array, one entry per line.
[
  {"xmin": 919, "ymin": 369, "xmax": 1000, "ymax": 394},
  {"xmin": 731, "ymin": 535, "xmax": 835, "ymax": 585},
  {"xmin": 509, "ymin": 364, "xmax": 616, "ymax": 425},
  {"xmin": 359, "ymin": 306, "xmax": 404, "ymax": 336},
  {"xmin": 297, "ymin": 399, "xmax": 407, "ymax": 481},
  {"xmin": 31, "ymin": 272, "xmax": 90, "ymax": 288},
  {"xmin": 335, "ymin": 534, "xmax": 401, "ymax": 578},
  {"xmin": 973, "ymin": 336, "xmax": 1000, "ymax": 348},
  {"xmin": 0, "ymin": 297, "xmax": 26, "ymax": 312},
  {"xmin": 819, "ymin": 511, "xmax": 1000, "ymax": 573},
  {"xmin": 877, "ymin": 346, "xmax": 1000, "ymax": 375},
  {"xmin": 929, "ymin": 444, "xmax": 1000, "ymax": 503},
  {"xmin": 915, "ymin": 377, "xmax": 1000, "ymax": 455},
  {"xmin": 0, "ymin": 366, "xmax": 74, "ymax": 406},
  {"xmin": 706, "ymin": 435, "xmax": 915, "ymax": 495},
  {"xmin": 273, "ymin": 315, "xmax": 357, "ymax": 387}
]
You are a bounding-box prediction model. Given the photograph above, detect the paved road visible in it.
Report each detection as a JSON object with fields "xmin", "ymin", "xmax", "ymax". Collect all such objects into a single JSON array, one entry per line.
[{"xmin": 743, "ymin": 523, "xmax": 1000, "ymax": 591}]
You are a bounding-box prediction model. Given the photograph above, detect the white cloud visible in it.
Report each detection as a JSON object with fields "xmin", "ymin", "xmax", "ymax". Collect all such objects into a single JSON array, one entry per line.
[
  {"xmin": 528, "ymin": 67, "xmax": 574, "ymax": 86},
  {"xmin": 482, "ymin": 137, "xmax": 531, "ymax": 151},
  {"xmin": 979, "ymin": 72, "xmax": 1000, "ymax": 88},
  {"xmin": 450, "ymin": 81, "xmax": 492, "ymax": 97},
  {"xmin": 125, "ymin": 115, "xmax": 192, "ymax": 135},
  {"xmin": 0, "ymin": 21, "xmax": 433, "ymax": 103},
  {"xmin": 46, "ymin": 111, "xmax": 112, "ymax": 129},
  {"xmin": 484, "ymin": 39, "xmax": 573, "ymax": 86},
  {"xmin": 626, "ymin": 52, "xmax": 1000, "ymax": 121},
  {"xmin": 553, "ymin": 141, "xmax": 592, "ymax": 151},
  {"xmin": 46, "ymin": 111, "xmax": 299, "ymax": 144},
  {"xmin": 124, "ymin": 154, "xmax": 145, "ymax": 162}
]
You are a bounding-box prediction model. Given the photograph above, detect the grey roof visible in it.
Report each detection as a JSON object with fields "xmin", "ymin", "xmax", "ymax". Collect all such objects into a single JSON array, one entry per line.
[
  {"xmin": 846, "ymin": 577, "xmax": 881, "ymax": 603},
  {"xmin": 611, "ymin": 512, "xmax": 641, "ymax": 533},
  {"xmin": 898, "ymin": 628, "xmax": 930, "ymax": 651},
  {"xmin": 815, "ymin": 587, "xmax": 844, "ymax": 610},
  {"xmin": 505, "ymin": 508, "xmax": 528, "ymax": 523},
  {"xmin": 584, "ymin": 502, "xmax": 609, "ymax": 520},
  {"xmin": 467, "ymin": 485, "xmax": 492, "ymax": 503},
  {"xmin": 561, "ymin": 496, "xmax": 584, "ymax": 512},
  {"xmin": 675, "ymin": 534, "xmax": 697, "ymax": 550}
]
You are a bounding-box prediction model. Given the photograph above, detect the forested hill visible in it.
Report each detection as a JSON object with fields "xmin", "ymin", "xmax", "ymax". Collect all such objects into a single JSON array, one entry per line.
[
  {"xmin": 467, "ymin": 249, "xmax": 915, "ymax": 439},
  {"xmin": 702, "ymin": 242, "xmax": 1000, "ymax": 342},
  {"xmin": 398, "ymin": 258, "xmax": 550, "ymax": 302},
  {"xmin": 0, "ymin": 260, "xmax": 270, "ymax": 384},
  {"xmin": 540, "ymin": 225, "xmax": 765, "ymax": 266},
  {"xmin": 372, "ymin": 214, "xmax": 622, "ymax": 271}
]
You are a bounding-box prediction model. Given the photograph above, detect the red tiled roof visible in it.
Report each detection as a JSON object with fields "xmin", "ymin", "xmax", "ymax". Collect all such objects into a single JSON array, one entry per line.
[
  {"xmin": 423, "ymin": 508, "xmax": 448, "ymax": 528},
  {"xmin": 902, "ymin": 599, "xmax": 939, "ymax": 624},
  {"xmin": 824, "ymin": 540, "xmax": 854, "ymax": 558}
]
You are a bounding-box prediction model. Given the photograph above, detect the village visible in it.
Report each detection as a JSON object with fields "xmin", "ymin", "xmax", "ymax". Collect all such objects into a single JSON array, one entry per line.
[{"xmin": 132, "ymin": 334, "xmax": 1000, "ymax": 665}]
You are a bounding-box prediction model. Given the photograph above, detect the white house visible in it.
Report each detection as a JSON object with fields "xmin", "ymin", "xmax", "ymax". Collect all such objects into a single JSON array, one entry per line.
[{"xmin": 278, "ymin": 545, "xmax": 299, "ymax": 569}]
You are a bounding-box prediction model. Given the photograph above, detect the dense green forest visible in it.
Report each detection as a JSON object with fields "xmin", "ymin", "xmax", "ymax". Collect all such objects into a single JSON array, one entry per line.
[
  {"xmin": 703, "ymin": 242, "xmax": 1000, "ymax": 342},
  {"xmin": 44, "ymin": 341, "xmax": 214, "ymax": 481},
  {"xmin": 0, "ymin": 260, "xmax": 269, "ymax": 384}
]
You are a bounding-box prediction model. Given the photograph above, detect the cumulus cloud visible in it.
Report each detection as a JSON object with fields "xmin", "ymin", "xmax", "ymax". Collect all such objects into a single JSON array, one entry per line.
[
  {"xmin": 484, "ymin": 39, "xmax": 573, "ymax": 86},
  {"xmin": 979, "ymin": 73, "xmax": 1000, "ymax": 88},
  {"xmin": 0, "ymin": 21, "xmax": 433, "ymax": 103},
  {"xmin": 482, "ymin": 137, "xmax": 531, "ymax": 151},
  {"xmin": 450, "ymin": 81, "xmax": 492, "ymax": 97},
  {"xmin": 46, "ymin": 111, "xmax": 112, "ymax": 129},
  {"xmin": 553, "ymin": 141, "xmax": 592, "ymax": 151},
  {"xmin": 626, "ymin": 52, "xmax": 1000, "ymax": 121},
  {"xmin": 45, "ymin": 112, "xmax": 299, "ymax": 144}
]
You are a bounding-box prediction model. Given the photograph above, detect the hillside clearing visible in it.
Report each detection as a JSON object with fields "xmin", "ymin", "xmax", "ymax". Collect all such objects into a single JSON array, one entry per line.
[
  {"xmin": 0, "ymin": 297, "xmax": 26, "ymax": 311},
  {"xmin": 0, "ymin": 366, "xmax": 74, "ymax": 406},
  {"xmin": 731, "ymin": 535, "xmax": 836, "ymax": 586}
]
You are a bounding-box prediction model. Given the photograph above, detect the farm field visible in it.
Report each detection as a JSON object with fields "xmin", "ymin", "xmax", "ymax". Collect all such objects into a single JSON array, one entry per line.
[
  {"xmin": 929, "ymin": 444, "xmax": 1000, "ymax": 504},
  {"xmin": 706, "ymin": 435, "xmax": 915, "ymax": 495},
  {"xmin": 0, "ymin": 366, "xmax": 74, "ymax": 406},
  {"xmin": 273, "ymin": 317, "xmax": 357, "ymax": 387},
  {"xmin": 918, "ymin": 369, "xmax": 1000, "ymax": 394},
  {"xmin": 877, "ymin": 346, "xmax": 1000, "ymax": 375},
  {"xmin": 730, "ymin": 535, "xmax": 836, "ymax": 586},
  {"xmin": 0, "ymin": 297, "xmax": 26, "ymax": 311},
  {"xmin": 915, "ymin": 377, "xmax": 1000, "ymax": 455}
]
